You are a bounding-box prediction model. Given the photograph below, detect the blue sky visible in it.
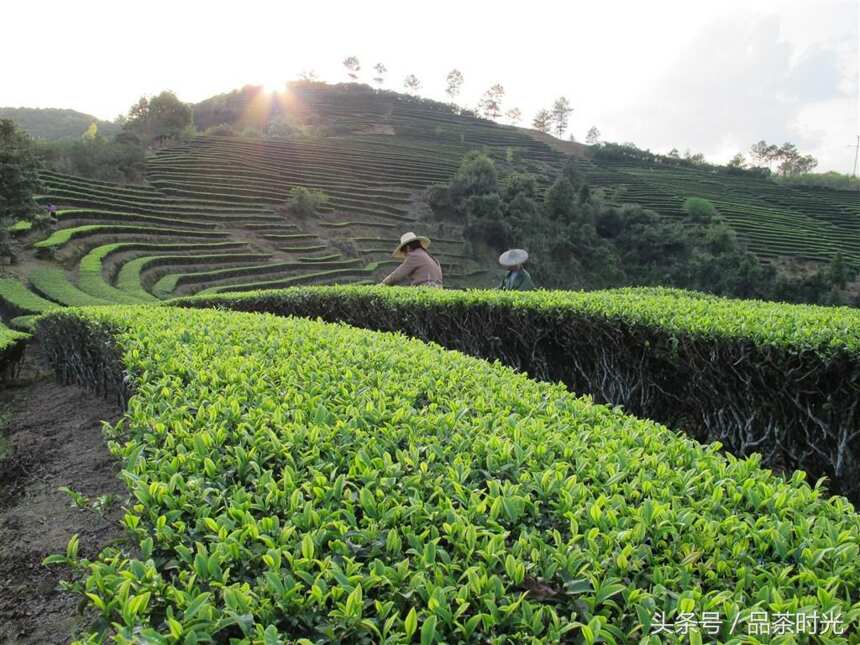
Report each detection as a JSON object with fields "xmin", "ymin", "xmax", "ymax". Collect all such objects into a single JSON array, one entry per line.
[{"xmin": 3, "ymin": 0, "xmax": 857, "ymax": 171}]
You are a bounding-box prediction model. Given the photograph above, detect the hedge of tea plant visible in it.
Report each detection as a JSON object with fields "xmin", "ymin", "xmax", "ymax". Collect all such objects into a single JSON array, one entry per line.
[
  {"xmin": 0, "ymin": 322, "xmax": 28, "ymax": 378},
  {"xmin": 37, "ymin": 306, "xmax": 860, "ymax": 643},
  {"xmin": 170, "ymin": 285, "xmax": 860, "ymax": 505}
]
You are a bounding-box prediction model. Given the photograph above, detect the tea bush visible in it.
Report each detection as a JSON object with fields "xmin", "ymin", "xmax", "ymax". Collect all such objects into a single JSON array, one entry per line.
[
  {"xmin": 171, "ymin": 285, "xmax": 860, "ymax": 503},
  {"xmin": 37, "ymin": 306, "xmax": 860, "ymax": 642}
]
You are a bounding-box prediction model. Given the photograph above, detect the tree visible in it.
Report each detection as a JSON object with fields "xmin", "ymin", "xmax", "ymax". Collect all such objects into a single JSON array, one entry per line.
[
  {"xmin": 82, "ymin": 122, "xmax": 98, "ymax": 140},
  {"xmin": 479, "ymin": 84, "xmax": 505, "ymax": 120},
  {"xmin": 403, "ymin": 74, "xmax": 421, "ymax": 95},
  {"xmin": 668, "ymin": 148, "xmax": 680, "ymax": 158},
  {"xmin": 772, "ymin": 142, "xmax": 817, "ymax": 176},
  {"xmin": 684, "ymin": 149, "xmax": 706, "ymax": 165},
  {"xmin": 372, "ymin": 63, "xmax": 387, "ymax": 86},
  {"xmin": 749, "ymin": 140, "xmax": 779, "ymax": 168},
  {"xmin": 503, "ymin": 172, "xmax": 538, "ymax": 201},
  {"xmin": 550, "ymin": 97, "xmax": 573, "ymax": 137},
  {"xmin": 0, "ymin": 119, "xmax": 42, "ymax": 221},
  {"xmin": 532, "ymin": 109, "xmax": 552, "ymax": 133},
  {"xmin": 342, "ymin": 56, "xmax": 360, "ymax": 81},
  {"xmin": 728, "ymin": 153, "xmax": 746, "ymax": 169},
  {"xmin": 544, "ymin": 177, "xmax": 578, "ymax": 221},
  {"xmin": 123, "ymin": 91, "xmax": 192, "ymax": 146},
  {"xmin": 298, "ymin": 69, "xmax": 319, "ymax": 82},
  {"xmin": 448, "ymin": 151, "xmax": 498, "ymax": 207},
  {"xmin": 683, "ymin": 197, "xmax": 719, "ymax": 223},
  {"xmin": 445, "ymin": 69, "xmax": 464, "ymax": 101},
  {"xmin": 505, "ymin": 108, "xmax": 522, "ymax": 125},
  {"xmin": 586, "ymin": 126, "xmax": 601, "ymax": 145},
  {"xmin": 829, "ymin": 252, "xmax": 849, "ymax": 289},
  {"xmin": 285, "ymin": 186, "xmax": 328, "ymax": 218}
]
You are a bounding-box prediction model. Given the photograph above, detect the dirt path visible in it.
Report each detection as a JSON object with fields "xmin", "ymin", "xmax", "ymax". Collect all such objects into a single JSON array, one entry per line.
[{"xmin": 0, "ymin": 349, "xmax": 127, "ymax": 644}]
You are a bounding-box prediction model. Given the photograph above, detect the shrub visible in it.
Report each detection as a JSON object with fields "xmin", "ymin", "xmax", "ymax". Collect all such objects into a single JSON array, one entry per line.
[
  {"xmin": 465, "ymin": 193, "xmax": 503, "ymax": 220},
  {"xmin": 173, "ymin": 285, "xmax": 860, "ymax": 504},
  {"xmin": 36, "ymin": 305, "xmax": 860, "ymax": 641},
  {"xmin": 284, "ymin": 186, "xmax": 329, "ymax": 218},
  {"xmin": 683, "ymin": 197, "xmax": 719, "ymax": 223},
  {"xmin": 448, "ymin": 151, "xmax": 498, "ymax": 207}
]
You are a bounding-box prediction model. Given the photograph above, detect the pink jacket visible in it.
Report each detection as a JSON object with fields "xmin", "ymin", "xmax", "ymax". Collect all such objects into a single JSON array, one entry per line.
[{"xmin": 382, "ymin": 248, "xmax": 443, "ymax": 287}]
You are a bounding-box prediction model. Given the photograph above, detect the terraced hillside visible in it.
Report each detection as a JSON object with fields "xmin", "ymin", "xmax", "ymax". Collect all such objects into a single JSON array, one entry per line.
[
  {"xmin": 2, "ymin": 84, "xmax": 858, "ymax": 331},
  {"xmin": 579, "ymin": 158, "xmax": 860, "ymax": 266}
]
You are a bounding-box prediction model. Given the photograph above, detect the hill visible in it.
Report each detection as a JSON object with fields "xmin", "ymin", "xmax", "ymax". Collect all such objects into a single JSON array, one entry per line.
[
  {"xmin": 0, "ymin": 82, "xmax": 858, "ymax": 325},
  {"xmin": 0, "ymin": 107, "xmax": 121, "ymax": 140}
]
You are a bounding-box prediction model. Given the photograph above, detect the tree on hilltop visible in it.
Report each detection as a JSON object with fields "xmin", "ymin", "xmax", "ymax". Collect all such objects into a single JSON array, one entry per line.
[
  {"xmin": 298, "ymin": 69, "xmax": 319, "ymax": 82},
  {"xmin": 479, "ymin": 84, "xmax": 505, "ymax": 120},
  {"xmin": 372, "ymin": 63, "xmax": 387, "ymax": 87},
  {"xmin": 728, "ymin": 153, "xmax": 746, "ymax": 169},
  {"xmin": 123, "ymin": 91, "xmax": 191, "ymax": 146},
  {"xmin": 550, "ymin": 97, "xmax": 573, "ymax": 137},
  {"xmin": 532, "ymin": 109, "xmax": 552, "ymax": 133},
  {"xmin": 749, "ymin": 140, "xmax": 778, "ymax": 167},
  {"xmin": 668, "ymin": 148, "xmax": 680, "ymax": 158},
  {"xmin": 586, "ymin": 126, "xmax": 601, "ymax": 145},
  {"xmin": 505, "ymin": 108, "xmax": 522, "ymax": 125},
  {"xmin": 403, "ymin": 74, "xmax": 422, "ymax": 95},
  {"xmin": 684, "ymin": 149, "xmax": 706, "ymax": 165},
  {"xmin": 445, "ymin": 69, "xmax": 464, "ymax": 101},
  {"xmin": 342, "ymin": 56, "xmax": 361, "ymax": 82}
]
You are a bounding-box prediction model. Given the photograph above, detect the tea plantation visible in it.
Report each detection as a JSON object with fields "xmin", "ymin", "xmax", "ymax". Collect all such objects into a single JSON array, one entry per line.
[
  {"xmin": 35, "ymin": 305, "xmax": 860, "ymax": 642},
  {"xmin": 2, "ymin": 84, "xmax": 858, "ymax": 324},
  {"xmin": 1, "ymin": 84, "xmax": 859, "ymax": 642}
]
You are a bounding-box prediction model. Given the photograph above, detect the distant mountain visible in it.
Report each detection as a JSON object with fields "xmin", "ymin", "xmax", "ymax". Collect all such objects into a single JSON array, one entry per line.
[{"xmin": 0, "ymin": 107, "xmax": 121, "ymax": 140}]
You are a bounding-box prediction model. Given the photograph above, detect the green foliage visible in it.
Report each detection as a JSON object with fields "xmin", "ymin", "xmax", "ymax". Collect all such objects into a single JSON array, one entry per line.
[
  {"xmin": 682, "ymin": 197, "xmax": 719, "ymax": 223},
  {"xmin": 0, "ymin": 119, "xmax": 42, "ymax": 221},
  {"xmin": 123, "ymin": 91, "xmax": 192, "ymax": 146},
  {"xmin": 465, "ymin": 193, "xmax": 503, "ymax": 220},
  {"xmin": 29, "ymin": 267, "xmax": 112, "ymax": 306},
  {"xmin": 502, "ymin": 172, "xmax": 538, "ymax": 202},
  {"xmin": 285, "ymin": 186, "xmax": 329, "ymax": 218},
  {"xmin": 35, "ymin": 136, "xmax": 146, "ymax": 183},
  {"xmin": 0, "ymin": 107, "xmax": 121, "ymax": 140},
  {"xmin": 0, "ymin": 320, "xmax": 28, "ymax": 378},
  {"xmin": 37, "ymin": 304, "xmax": 860, "ymax": 641},
  {"xmin": 448, "ymin": 151, "xmax": 498, "ymax": 207},
  {"xmin": 0, "ymin": 278, "xmax": 62, "ymax": 314},
  {"xmin": 775, "ymin": 171, "xmax": 860, "ymax": 191},
  {"xmin": 543, "ymin": 177, "xmax": 578, "ymax": 222}
]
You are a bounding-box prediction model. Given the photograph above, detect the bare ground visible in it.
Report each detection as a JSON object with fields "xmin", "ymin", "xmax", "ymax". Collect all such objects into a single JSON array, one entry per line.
[{"xmin": 0, "ymin": 348, "xmax": 127, "ymax": 644}]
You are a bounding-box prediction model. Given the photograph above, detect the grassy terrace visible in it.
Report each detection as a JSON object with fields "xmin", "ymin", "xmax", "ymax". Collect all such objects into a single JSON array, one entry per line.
[
  {"xmin": 585, "ymin": 159, "xmax": 860, "ymax": 266},
  {"xmin": 112, "ymin": 252, "xmax": 272, "ymax": 299},
  {"xmin": 36, "ymin": 304, "xmax": 860, "ymax": 642},
  {"xmin": 29, "ymin": 267, "xmax": 113, "ymax": 307},
  {"xmin": 159, "ymin": 258, "xmax": 373, "ymax": 295},
  {"xmin": 0, "ymin": 278, "xmax": 63, "ymax": 315},
  {"xmin": 33, "ymin": 224, "xmax": 229, "ymax": 250}
]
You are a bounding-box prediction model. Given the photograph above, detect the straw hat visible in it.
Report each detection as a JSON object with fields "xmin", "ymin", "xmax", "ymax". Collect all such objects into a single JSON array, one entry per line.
[
  {"xmin": 499, "ymin": 248, "xmax": 529, "ymax": 267},
  {"xmin": 393, "ymin": 232, "xmax": 431, "ymax": 258}
]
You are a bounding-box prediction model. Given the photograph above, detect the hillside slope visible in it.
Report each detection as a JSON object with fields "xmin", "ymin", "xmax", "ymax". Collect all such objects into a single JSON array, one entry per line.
[
  {"xmin": 1, "ymin": 83, "xmax": 858, "ymax": 327},
  {"xmin": 0, "ymin": 107, "xmax": 120, "ymax": 140}
]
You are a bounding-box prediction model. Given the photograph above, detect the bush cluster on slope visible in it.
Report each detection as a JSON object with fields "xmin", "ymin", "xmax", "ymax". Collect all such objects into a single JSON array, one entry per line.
[{"xmin": 429, "ymin": 151, "xmax": 857, "ymax": 305}]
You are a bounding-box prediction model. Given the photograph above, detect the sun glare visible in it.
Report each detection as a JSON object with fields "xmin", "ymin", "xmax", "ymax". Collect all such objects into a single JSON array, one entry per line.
[{"xmin": 263, "ymin": 81, "xmax": 284, "ymax": 95}]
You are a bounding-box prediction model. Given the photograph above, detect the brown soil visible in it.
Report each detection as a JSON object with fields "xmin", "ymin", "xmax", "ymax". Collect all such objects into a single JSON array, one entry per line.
[{"xmin": 0, "ymin": 348, "xmax": 127, "ymax": 644}]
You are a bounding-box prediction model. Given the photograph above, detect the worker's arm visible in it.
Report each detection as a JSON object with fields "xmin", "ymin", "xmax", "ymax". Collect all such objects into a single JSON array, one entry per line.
[{"xmin": 381, "ymin": 254, "xmax": 418, "ymax": 285}]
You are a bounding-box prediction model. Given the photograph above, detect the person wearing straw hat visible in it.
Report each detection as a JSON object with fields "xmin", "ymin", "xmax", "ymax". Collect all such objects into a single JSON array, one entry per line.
[
  {"xmin": 380, "ymin": 232, "xmax": 444, "ymax": 288},
  {"xmin": 498, "ymin": 248, "xmax": 535, "ymax": 291}
]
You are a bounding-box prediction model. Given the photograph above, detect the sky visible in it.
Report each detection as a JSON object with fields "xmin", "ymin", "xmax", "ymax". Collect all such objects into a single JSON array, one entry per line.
[{"xmin": 2, "ymin": 0, "xmax": 858, "ymax": 172}]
